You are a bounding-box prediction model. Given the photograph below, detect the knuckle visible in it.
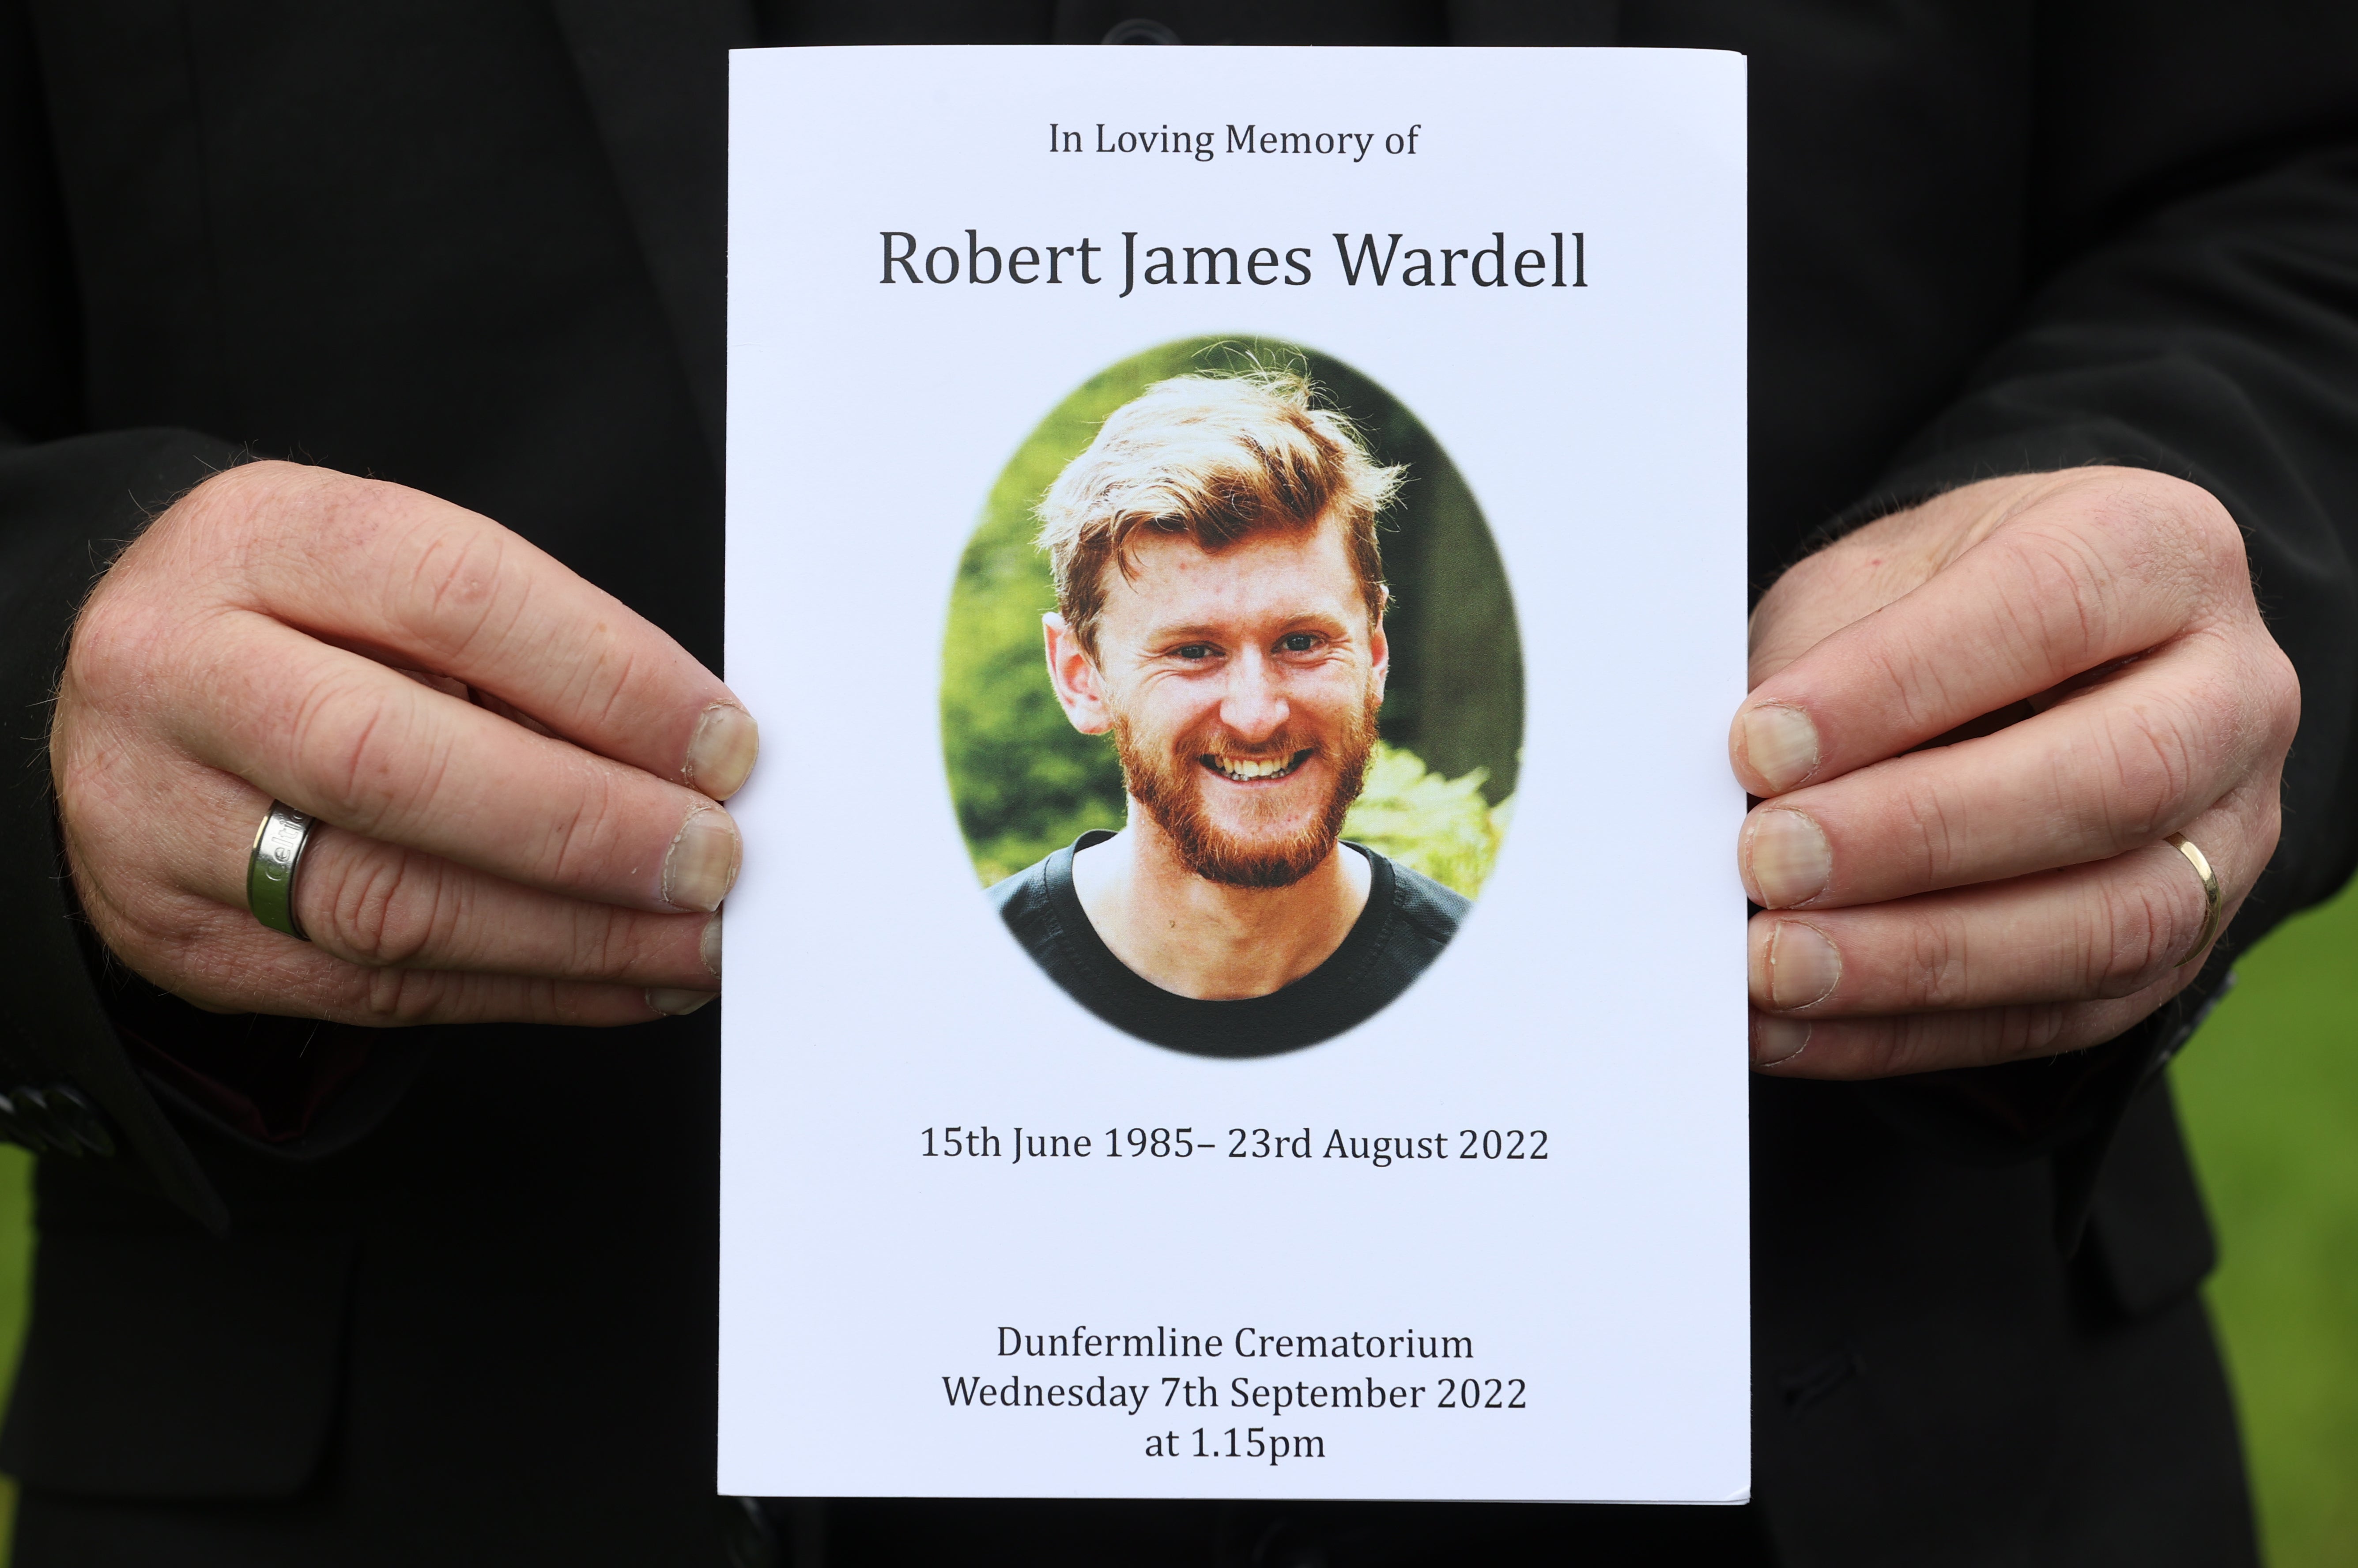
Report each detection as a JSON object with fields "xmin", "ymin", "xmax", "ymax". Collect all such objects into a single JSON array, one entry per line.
[
  {"xmin": 297, "ymin": 466, "xmax": 397, "ymax": 540},
  {"xmin": 542, "ymin": 629, "xmax": 645, "ymax": 752},
  {"xmin": 1992, "ymin": 523, "xmax": 2117, "ymax": 672},
  {"xmin": 2082, "ymin": 870, "xmax": 2185, "ymax": 997},
  {"xmin": 1747, "ymin": 547, "xmax": 1882, "ymax": 682},
  {"xmin": 83, "ymin": 881, "xmax": 204, "ymax": 979},
  {"xmin": 578, "ymin": 641, "xmax": 644, "ymax": 735},
  {"xmin": 2087, "ymin": 471, "xmax": 2246, "ymax": 621},
  {"xmin": 1849, "ymin": 1021, "xmax": 1919, "ymax": 1080},
  {"xmin": 2247, "ymin": 794, "xmax": 2284, "ymax": 866},
  {"xmin": 529, "ymin": 979, "xmax": 608, "ymax": 1026},
  {"xmin": 287, "ymin": 675, "xmax": 445, "ymax": 838},
  {"xmin": 1860, "ymin": 632, "xmax": 1951, "ymax": 740},
  {"xmin": 536, "ymin": 762, "xmax": 631, "ymax": 889},
  {"xmin": 309, "ymin": 844, "xmax": 463, "ymax": 969},
  {"xmin": 1895, "ymin": 771, "xmax": 1970, "ymax": 887},
  {"xmin": 341, "ymin": 970, "xmax": 601, "ymax": 1029},
  {"xmin": 183, "ymin": 460, "xmax": 328, "ymax": 555},
  {"xmin": 63, "ymin": 583, "xmax": 175, "ymax": 712},
  {"xmin": 1986, "ymin": 1003, "xmax": 2072, "ymax": 1066},
  {"xmin": 1872, "ymin": 1004, "xmax": 2072, "ymax": 1075},
  {"xmin": 2000, "ymin": 471, "xmax": 2248, "ymax": 655},
  {"xmin": 201, "ymin": 457, "xmax": 305, "ymax": 501},
  {"xmin": 2249, "ymin": 640, "xmax": 2301, "ymax": 754},
  {"xmin": 1852, "ymin": 1011, "xmax": 1965, "ymax": 1079},
  {"xmin": 165, "ymin": 463, "xmax": 265, "ymax": 536},
  {"xmin": 2092, "ymin": 699, "xmax": 2201, "ymax": 835},
  {"xmin": 2077, "ymin": 467, "xmax": 2197, "ymax": 551},
  {"xmin": 49, "ymin": 709, "xmax": 122, "ymax": 820},
  {"xmin": 289, "ymin": 682, "xmax": 385, "ymax": 818},
  {"xmin": 1901, "ymin": 913, "xmax": 1968, "ymax": 1010},
  {"xmin": 358, "ymin": 965, "xmax": 452, "ymax": 1026},
  {"xmin": 238, "ymin": 467, "xmax": 431, "ymax": 598},
  {"xmin": 2172, "ymin": 485, "xmax": 2250, "ymax": 590},
  {"xmin": 395, "ymin": 513, "xmax": 515, "ymax": 654},
  {"xmin": 572, "ymin": 903, "xmax": 648, "ymax": 981}
]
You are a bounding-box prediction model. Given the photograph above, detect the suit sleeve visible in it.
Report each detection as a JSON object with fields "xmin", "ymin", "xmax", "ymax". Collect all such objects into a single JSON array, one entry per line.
[
  {"xmin": 1839, "ymin": 12, "xmax": 2358, "ymax": 1238},
  {"xmin": 0, "ymin": 434, "xmax": 249, "ymax": 1233},
  {"xmin": 0, "ymin": 5, "xmax": 436, "ymax": 1233}
]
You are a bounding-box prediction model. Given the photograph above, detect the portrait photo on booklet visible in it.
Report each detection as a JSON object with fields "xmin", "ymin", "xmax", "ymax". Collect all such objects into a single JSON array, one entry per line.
[
  {"xmin": 721, "ymin": 45, "xmax": 1749, "ymax": 1503},
  {"xmin": 950, "ymin": 341, "xmax": 1521, "ymax": 1058}
]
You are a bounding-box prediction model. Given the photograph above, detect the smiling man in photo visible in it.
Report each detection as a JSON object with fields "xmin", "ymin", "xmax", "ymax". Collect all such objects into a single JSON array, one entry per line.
[{"xmin": 990, "ymin": 372, "xmax": 1471, "ymax": 1055}]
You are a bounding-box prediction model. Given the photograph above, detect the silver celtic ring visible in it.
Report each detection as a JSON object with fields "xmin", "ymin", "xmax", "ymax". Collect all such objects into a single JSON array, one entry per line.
[{"xmin": 247, "ymin": 801, "xmax": 317, "ymax": 941}]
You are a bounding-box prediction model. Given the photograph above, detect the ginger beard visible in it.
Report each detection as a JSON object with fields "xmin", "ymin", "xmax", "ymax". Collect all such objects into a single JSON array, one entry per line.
[{"xmin": 1111, "ymin": 683, "xmax": 1381, "ymax": 889}]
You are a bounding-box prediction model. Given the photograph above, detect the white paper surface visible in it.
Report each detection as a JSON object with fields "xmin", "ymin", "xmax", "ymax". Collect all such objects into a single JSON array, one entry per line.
[{"xmin": 721, "ymin": 45, "xmax": 1749, "ymax": 1501}]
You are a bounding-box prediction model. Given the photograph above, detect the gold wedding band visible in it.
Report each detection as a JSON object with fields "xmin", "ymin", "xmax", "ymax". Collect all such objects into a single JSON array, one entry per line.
[
  {"xmin": 2166, "ymin": 832, "xmax": 2222, "ymax": 968},
  {"xmin": 247, "ymin": 801, "xmax": 317, "ymax": 941}
]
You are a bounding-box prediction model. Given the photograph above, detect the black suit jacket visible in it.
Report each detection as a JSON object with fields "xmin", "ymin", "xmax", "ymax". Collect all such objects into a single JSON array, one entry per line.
[{"xmin": 2, "ymin": 2, "xmax": 2354, "ymax": 1564}]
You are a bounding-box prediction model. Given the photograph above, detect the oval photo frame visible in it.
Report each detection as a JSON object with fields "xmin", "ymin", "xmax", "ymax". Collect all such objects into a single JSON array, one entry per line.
[{"xmin": 941, "ymin": 337, "xmax": 1524, "ymax": 1055}]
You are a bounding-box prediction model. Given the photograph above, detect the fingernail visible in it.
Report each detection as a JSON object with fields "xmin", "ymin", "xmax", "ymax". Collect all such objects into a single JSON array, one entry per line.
[
  {"xmin": 685, "ymin": 703, "xmax": 760, "ymax": 800},
  {"xmin": 1751, "ymin": 1013, "xmax": 1811, "ymax": 1067},
  {"xmin": 1766, "ymin": 921, "xmax": 1841, "ymax": 1009},
  {"xmin": 699, "ymin": 913, "xmax": 723, "ymax": 979},
  {"xmin": 663, "ymin": 805, "xmax": 740, "ymax": 912},
  {"xmin": 1739, "ymin": 703, "xmax": 1820, "ymax": 794},
  {"xmin": 1745, "ymin": 809, "xmax": 1832, "ymax": 908},
  {"xmin": 647, "ymin": 988, "xmax": 718, "ymax": 1017}
]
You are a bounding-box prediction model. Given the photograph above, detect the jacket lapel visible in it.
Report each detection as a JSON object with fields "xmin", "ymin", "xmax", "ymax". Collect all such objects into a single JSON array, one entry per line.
[{"xmin": 551, "ymin": 0, "xmax": 757, "ymax": 473}]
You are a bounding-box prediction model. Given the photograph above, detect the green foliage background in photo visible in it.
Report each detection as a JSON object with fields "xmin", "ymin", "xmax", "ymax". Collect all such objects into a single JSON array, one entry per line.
[{"xmin": 939, "ymin": 336, "xmax": 1524, "ymax": 893}]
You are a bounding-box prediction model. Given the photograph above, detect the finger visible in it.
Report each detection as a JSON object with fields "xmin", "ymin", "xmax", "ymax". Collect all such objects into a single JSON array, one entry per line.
[
  {"xmin": 237, "ymin": 825, "xmax": 721, "ymax": 991},
  {"xmin": 159, "ymin": 898, "xmax": 708, "ymax": 1025},
  {"xmin": 1746, "ymin": 797, "xmax": 2263, "ymax": 1018},
  {"xmin": 187, "ymin": 463, "xmax": 759, "ymax": 798},
  {"xmin": 1730, "ymin": 473, "xmax": 2245, "ymax": 795},
  {"xmin": 64, "ymin": 759, "xmax": 717, "ymax": 1028},
  {"xmin": 293, "ymin": 830, "xmax": 726, "ymax": 990},
  {"xmin": 1736, "ymin": 644, "xmax": 2283, "ymax": 909},
  {"xmin": 1747, "ymin": 980, "xmax": 2184, "ymax": 1080},
  {"xmin": 104, "ymin": 755, "xmax": 729, "ymax": 989},
  {"xmin": 175, "ymin": 618, "xmax": 740, "ymax": 912},
  {"xmin": 1741, "ymin": 477, "xmax": 2053, "ymax": 690}
]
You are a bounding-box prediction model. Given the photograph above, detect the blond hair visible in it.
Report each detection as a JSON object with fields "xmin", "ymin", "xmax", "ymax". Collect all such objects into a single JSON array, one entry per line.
[{"xmin": 1035, "ymin": 371, "xmax": 1403, "ymax": 654}]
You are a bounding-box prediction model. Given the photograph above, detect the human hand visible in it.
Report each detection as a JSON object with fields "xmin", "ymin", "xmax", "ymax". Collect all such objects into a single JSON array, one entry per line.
[
  {"xmin": 52, "ymin": 461, "xmax": 758, "ymax": 1025},
  {"xmin": 1731, "ymin": 467, "xmax": 2298, "ymax": 1077}
]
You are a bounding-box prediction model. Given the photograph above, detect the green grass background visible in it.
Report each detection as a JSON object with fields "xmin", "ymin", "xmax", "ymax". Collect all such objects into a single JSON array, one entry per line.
[
  {"xmin": 0, "ymin": 920, "xmax": 2340, "ymax": 1560},
  {"xmin": 2176, "ymin": 878, "xmax": 2358, "ymax": 1565}
]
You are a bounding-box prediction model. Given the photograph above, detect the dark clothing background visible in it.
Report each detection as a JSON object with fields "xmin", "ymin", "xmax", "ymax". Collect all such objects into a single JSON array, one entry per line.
[
  {"xmin": 990, "ymin": 836, "xmax": 1470, "ymax": 1056},
  {"xmin": 2, "ymin": 1, "xmax": 2355, "ymax": 1564}
]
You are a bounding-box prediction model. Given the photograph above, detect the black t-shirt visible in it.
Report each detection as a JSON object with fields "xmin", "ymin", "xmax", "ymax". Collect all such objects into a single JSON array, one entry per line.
[{"xmin": 989, "ymin": 830, "xmax": 1471, "ymax": 1057}]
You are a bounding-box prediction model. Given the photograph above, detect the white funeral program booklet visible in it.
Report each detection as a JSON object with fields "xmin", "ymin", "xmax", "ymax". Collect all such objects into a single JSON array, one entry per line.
[{"xmin": 721, "ymin": 45, "xmax": 1748, "ymax": 1502}]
